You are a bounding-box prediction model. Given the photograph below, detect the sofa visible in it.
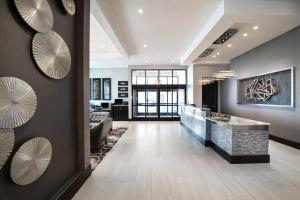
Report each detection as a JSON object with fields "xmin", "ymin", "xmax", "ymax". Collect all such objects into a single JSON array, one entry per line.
[
  {"xmin": 90, "ymin": 117, "xmax": 113, "ymax": 152},
  {"xmin": 90, "ymin": 111, "xmax": 110, "ymax": 123}
]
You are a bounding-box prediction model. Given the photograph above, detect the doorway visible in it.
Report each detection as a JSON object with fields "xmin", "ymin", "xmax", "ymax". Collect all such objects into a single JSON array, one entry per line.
[
  {"xmin": 132, "ymin": 88, "xmax": 185, "ymax": 120},
  {"xmin": 202, "ymin": 82, "xmax": 218, "ymax": 112},
  {"xmin": 132, "ymin": 69, "xmax": 187, "ymax": 120}
]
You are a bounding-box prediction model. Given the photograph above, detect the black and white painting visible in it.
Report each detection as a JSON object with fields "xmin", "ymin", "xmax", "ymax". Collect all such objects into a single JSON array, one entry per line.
[
  {"xmin": 91, "ymin": 78, "xmax": 101, "ymax": 100},
  {"xmin": 118, "ymin": 81, "xmax": 128, "ymax": 86},
  {"xmin": 118, "ymin": 87, "xmax": 128, "ymax": 92},
  {"xmin": 102, "ymin": 78, "xmax": 111, "ymax": 100},
  {"xmin": 118, "ymin": 93, "xmax": 128, "ymax": 98}
]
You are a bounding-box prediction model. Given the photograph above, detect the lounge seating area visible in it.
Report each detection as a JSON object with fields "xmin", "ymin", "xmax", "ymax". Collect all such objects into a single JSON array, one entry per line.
[{"xmin": 90, "ymin": 118, "xmax": 112, "ymax": 152}]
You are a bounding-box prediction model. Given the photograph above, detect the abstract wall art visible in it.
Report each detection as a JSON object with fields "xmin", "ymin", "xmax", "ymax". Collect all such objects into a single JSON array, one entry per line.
[
  {"xmin": 10, "ymin": 137, "xmax": 52, "ymax": 185},
  {"xmin": 0, "ymin": 129, "xmax": 15, "ymax": 171},
  {"xmin": 62, "ymin": 0, "xmax": 76, "ymax": 16},
  {"xmin": 237, "ymin": 68, "xmax": 294, "ymax": 107},
  {"xmin": 0, "ymin": 77, "xmax": 37, "ymax": 128},
  {"xmin": 14, "ymin": 0, "xmax": 53, "ymax": 33},
  {"xmin": 245, "ymin": 79, "xmax": 277, "ymax": 101},
  {"xmin": 32, "ymin": 31, "xmax": 71, "ymax": 79}
]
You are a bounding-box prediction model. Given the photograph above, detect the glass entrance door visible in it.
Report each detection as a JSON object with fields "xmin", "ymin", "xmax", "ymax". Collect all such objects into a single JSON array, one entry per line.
[
  {"xmin": 132, "ymin": 88, "xmax": 185, "ymax": 120},
  {"xmin": 146, "ymin": 90, "xmax": 158, "ymax": 118},
  {"xmin": 159, "ymin": 89, "xmax": 173, "ymax": 118},
  {"xmin": 133, "ymin": 89, "xmax": 158, "ymax": 118}
]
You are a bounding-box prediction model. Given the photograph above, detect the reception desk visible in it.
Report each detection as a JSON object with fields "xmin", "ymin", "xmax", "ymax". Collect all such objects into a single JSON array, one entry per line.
[{"xmin": 181, "ymin": 105, "xmax": 270, "ymax": 164}]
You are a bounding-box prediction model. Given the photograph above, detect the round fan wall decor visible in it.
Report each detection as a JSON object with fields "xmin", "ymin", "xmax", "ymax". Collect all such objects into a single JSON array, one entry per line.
[
  {"xmin": 10, "ymin": 137, "xmax": 52, "ymax": 185},
  {"xmin": 14, "ymin": 0, "xmax": 54, "ymax": 33},
  {"xmin": 62, "ymin": 0, "xmax": 76, "ymax": 15},
  {"xmin": 0, "ymin": 129, "xmax": 15, "ymax": 171},
  {"xmin": 32, "ymin": 31, "xmax": 72, "ymax": 79},
  {"xmin": 0, "ymin": 77, "xmax": 37, "ymax": 129}
]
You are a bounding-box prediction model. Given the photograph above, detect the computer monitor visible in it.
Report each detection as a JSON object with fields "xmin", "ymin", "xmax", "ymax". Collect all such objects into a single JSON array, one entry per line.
[
  {"xmin": 114, "ymin": 99, "xmax": 123, "ymax": 105},
  {"xmin": 101, "ymin": 102, "xmax": 109, "ymax": 108}
]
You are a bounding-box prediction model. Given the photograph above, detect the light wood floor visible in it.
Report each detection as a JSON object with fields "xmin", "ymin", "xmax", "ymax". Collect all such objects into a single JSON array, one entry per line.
[{"xmin": 73, "ymin": 121, "xmax": 300, "ymax": 200}]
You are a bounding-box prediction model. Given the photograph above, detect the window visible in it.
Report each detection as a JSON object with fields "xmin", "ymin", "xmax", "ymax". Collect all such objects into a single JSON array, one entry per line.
[
  {"xmin": 173, "ymin": 70, "xmax": 186, "ymax": 85},
  {"xmin": 132, "ymin": 70, "xmax": 146, "ymax": 85},
  {"xmin": 132, "ymin": 69, "xmax": 186, "ymax": 85},
  {"xmin": 159, "ymin": 70, "xmax": 173, "ymax": 85},
  {"xmin": 146, "ymin": 70, "xmax": 158, "ymax": 84}
]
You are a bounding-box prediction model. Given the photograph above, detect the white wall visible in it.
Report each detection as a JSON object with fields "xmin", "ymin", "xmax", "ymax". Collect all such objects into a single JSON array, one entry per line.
[
  {"xmin": 187, "ymin": 65, "xmax": 194, "ymax": 104},
  {"xmin": 90, "ymin": 68, "xmax": 129, "ymax": 105}
]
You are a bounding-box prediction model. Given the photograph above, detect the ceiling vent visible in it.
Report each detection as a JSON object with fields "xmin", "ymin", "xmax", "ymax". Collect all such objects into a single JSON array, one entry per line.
[
  {"xmin": 213, "ymin": 29, "xmax": 238, "ymax": 45},
  {"xmin": 198, "ymin": 48, "xmax": 214, "ymax": 58}
]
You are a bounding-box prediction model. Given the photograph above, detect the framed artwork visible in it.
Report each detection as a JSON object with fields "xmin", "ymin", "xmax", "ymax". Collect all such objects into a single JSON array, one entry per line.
[
  {"xmin": 91, "ymin": 78, "xmax": 101, "ymax": 100},
  {"xmin": 118, "ymin": 81, "xmax": 128, "ymax": 86},
  {"xmin": 102, "ymin": 78, "xmax": 111, "ymax": 100},
  {"xmin": 118, "ymin": 87, "xmax": 128, "ymax": 92},
  {"xmin": 118, "ymin": 93, "xmax": 128, "ymax": 98},
  {"xmin": 237, "ymin": 67, "xmax": 294, "ymax": 107}
]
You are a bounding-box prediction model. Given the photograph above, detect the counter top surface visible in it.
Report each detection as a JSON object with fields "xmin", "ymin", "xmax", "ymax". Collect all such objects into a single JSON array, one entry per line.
[{"xmin": 207, "ymin": 116, "xmax": 270, "ymax": 126}]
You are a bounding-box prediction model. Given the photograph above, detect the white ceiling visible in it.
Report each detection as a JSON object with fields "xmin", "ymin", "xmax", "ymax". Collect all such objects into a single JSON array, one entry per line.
[
  {"xmin": 90, "ymin": 14, "xmax": 122, "ymax": 60},
  {"xmin": 90, "ymin": 0, "xmax": 300, "ymax": 68},
  {"xmin": 193, "ymin": 22, "xmax": 300, "ymax": 65}
]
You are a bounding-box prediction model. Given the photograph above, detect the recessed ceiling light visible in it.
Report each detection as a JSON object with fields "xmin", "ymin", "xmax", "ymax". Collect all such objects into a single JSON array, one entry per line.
[
  {"xmin": 100, "ymin": 45, "xmax": 105, "ymax": 49},
  {"xmin": 171, "ymin": 59, "xmax": 175, "ymax": 63},
  {"xmin": 145, "ymin": 60, "xmax": 149, "ymax": 63},
  {"xmin": 243, "ymin": 33, "xmax": 248, "ymax": 37},
  {"xmin": 227, "ymin": 44, "xmax": 232, "ymax": 48},
  {"xmin": 253, "ymin": 26, "xmax": 259, "ymax": 30},
  {"xmin": 217, "ymin": 52, "xmax": 220, "ymax": 55},
  {"xmin": 143, "ymin": 44, "xmax": 148, "ymax": 48},
  {"xmin": 213, "ymin": 55, "xmax": 216, "ymax": 58},
  {"xmin": 138, "ymin": 9, "xmax": 143, "ymax": 14}
]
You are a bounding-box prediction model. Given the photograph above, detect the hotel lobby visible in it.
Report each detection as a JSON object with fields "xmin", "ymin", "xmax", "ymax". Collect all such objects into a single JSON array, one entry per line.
[{"xmin": 1, "ymin": 0, "xmax": 300, "ymax": 200}]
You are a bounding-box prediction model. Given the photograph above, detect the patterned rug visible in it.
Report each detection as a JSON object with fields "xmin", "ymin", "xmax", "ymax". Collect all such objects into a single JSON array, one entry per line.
[{"xmin": 90, "ymin": 127, "xmax": 128, "ymax": 170}]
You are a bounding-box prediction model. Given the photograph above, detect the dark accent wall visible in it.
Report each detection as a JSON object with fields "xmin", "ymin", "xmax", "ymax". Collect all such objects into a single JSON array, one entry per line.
[
  {"xmin": 0, "ymin": 0, "xmax": 90, "ymax": 199},
  {"xmin": 221, "ymin": 26, "xmax": 300, "ymax": 143}
]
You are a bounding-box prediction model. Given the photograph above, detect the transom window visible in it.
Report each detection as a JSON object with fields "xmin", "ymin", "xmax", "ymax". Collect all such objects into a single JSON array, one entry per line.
[{"xmin": 132, "ymin": 69, "xmax": 186, "ymax": 85}]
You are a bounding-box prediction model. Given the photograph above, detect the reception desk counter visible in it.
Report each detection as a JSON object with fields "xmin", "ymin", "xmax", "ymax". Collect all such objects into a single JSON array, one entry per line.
[{"xmin": 181, "ymin": 105, "xmax": 270, "ymax": 164}]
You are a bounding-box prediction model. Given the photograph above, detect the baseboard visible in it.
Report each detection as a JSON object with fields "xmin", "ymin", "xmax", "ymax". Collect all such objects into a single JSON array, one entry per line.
[
  {"xmin": 210, "ymin": 142, "xmax": 270, "ymax": 164},
  {"xmin": 269, "ymin": 135, "xmax": 300, "ymax": 150},
  {"xmin": 50, "ymin": 165, "xmax": 92, "ymax": 200}
]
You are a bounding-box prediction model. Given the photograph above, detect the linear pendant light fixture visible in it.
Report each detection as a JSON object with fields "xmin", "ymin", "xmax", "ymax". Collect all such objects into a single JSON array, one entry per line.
[{"xmin": 199, "ymin": 70, "xmax": 238, "ymax": 85}]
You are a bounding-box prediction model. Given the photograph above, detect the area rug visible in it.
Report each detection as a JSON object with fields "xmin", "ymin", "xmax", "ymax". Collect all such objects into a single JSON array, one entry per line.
[{"xmin": 90, "ymin": 127, "xmax": 128, "ymax": 170}]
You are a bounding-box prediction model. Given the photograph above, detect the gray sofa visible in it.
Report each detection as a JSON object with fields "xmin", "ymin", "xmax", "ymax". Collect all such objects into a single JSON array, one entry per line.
[{"xmin": 90, "ymin": 116, "xmax": 113, "ymax": 152}]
